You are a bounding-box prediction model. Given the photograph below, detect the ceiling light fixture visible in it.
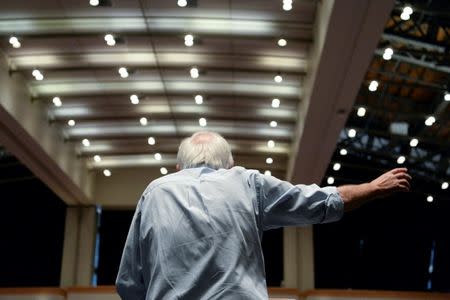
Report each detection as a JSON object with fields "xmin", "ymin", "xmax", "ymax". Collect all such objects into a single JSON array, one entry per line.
[
  {"xmin": 160, "ymin": 167, "xmax": 168, "ymax": 175},
  {"xmin": 190, "ymin": 67, "xmax": 199, "ymax": 78},
  {"xmin": 103, "ymin": 169, "xmax": 111, "ymax": 177},
  {"xmin": 68, "ymin": 120, "xmax": 76, "ymax": 126},
  {"xmin": 357, "ymin": 107, "xmax": 366, "ymax": 117},
  {"xmin": 400, "ymin": 6, "xmax": 413, "ymax": 21},
  {"xmin": 409, "ymin": 138, "xmax": 419, "ymax": 147},
  {"xmin": 270, "ymin": 121, "xmax": 277, "ymax": 128},
  {"xmin": 383, "ymin": 47, "xmax": 394, "ymax": 60},
  {"xmin": 195, "ymin": 95, "xmax": 203, "ymax": 104},
  {"xmin": 199, "ymin": 117, "xmax": 207, "ymax": 127},
  {"xmin": 274, "ymin": 74, "xmax": 283, "ymax": 83},
  {"xmin": 397, "ymin": 155, "xmax": 406, "ymax": 164},
  {"xmin": 154, "ymin": 153, "xmax": 162, "ymax": 160},
  {"xmin": 118, "ymin": 67, "xmax": 129, "ymax": 78},
  {"xmin": 184, "ymin": 34, "xmax": 194, "ymax": 47},
  {"xmin": 368, "ymin": 80, "xmax": 378, "ymax": 92},
  {"xmin": 148, "ymin": 137, "xmax": 156, "ymax": 145},
  {"xmin": 140, "ymin": 117, "xmax": 148, "ymax": 126},
  {"xmin": 425, "ymin": 116, "xmax": 436, "ymax": 126},
  {"xmin": 94, "ymin": 155, "xmax": 101, "ymax": 162},
  {"xmin": 441, "ymin": 182, "xmax": 449, "ymax": 190},
  {"xmin": 282, "ymin": 0, "xmax": 292, "ymax": 11},
  {"xmin": 90, "ymin": 0, "xmax": 100, "ymax": 6},
  {"xmin": 327, "ymin": 177, "xmax": 335, "ymax": 185},
  {"xmin": 339, "ymin": 149, "xmax": 347, "ymax": 156},
  {"xmin": 130, "ymin": 94, "xmax": 139, "ymax": 105},
  {"xmin": 9, "ymin": 36, "xmax": 21, "ymax": 48},
  {"xmin": 82, "ymin": 138, "xmax": 90, "ymax": 147},
  {"xmin": 177, "ymin": 0, "xmax": 187, "ymax": 7},
  {"xmin": 104, "ymin": 34, "xmax": 116, "ymax": 46},
  {"xmin": 266, "ymin": 157, "xmax": 273, "ymax": 164},
  {"xmin": 267, "ymin": 140, "xmax": 275, "ymax": 148},
  {"xmin": 444, "ymin": 92, "xmax": 450, "ymax": 101},
  {"xmin": 333, "ymin": 163, "xmax": 341, "ymax": 171},
  {"xmin": 277, "ymin": 38, "xmax": 287, "ymax": 47},
  {"xmin": 272, "ymin": 98, "xmax": 280, "ymax": 108},
  {"xmin": 52, "ymin": 96, "xmax": 62, "ymax": 107},
  {"xmin": 32, "ymin": 69, "xmax": 44, "ymax": 81},
  {"xmin": 426, "ymin": 195, "xmax": 433, "ymax": 203},
  {"xmin": 264, "ymin": 170, "xmax": 272, "ymax": 176},
  {"xmin": 348, "ymin": 128, "xmax": 356, "ymax": 138}
]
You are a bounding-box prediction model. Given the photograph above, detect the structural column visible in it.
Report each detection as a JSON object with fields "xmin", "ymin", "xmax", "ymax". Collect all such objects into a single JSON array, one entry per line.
[{"xmin": 60, "ymin": 206, "xmax": 97, "ymax": 286}]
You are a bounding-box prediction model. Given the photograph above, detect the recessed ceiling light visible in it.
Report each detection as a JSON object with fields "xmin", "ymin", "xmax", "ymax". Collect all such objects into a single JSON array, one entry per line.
[
  {"xmin": 348, "ymin": 128, "xmax": 356, "ymax": 138},
  {"xmin": 82, "ymin": 138, "xmax": 90, "ymax": 147},
  {"xmin": 383, "ymin": 47, "xmax": 393, "ymax": 60},
  {"xmin": 266, "ymin": 157, "xmax": 273, "ymax": 164},
  {"xmin": 90, "ymin": 0, "xmax": 100, "ymax": 6},
  {"xmin": 140, "ymin": 117, "xmax": 148, "ymax": 126},
  {"xmin": 397, "ymin": 155, "xmax": 406, "ymax": 164},
  {"xmin": 68, "ymin": 119, "xmax": 76, "ymax": 126},
  {"xmin": 32, "ymin": 69, "xmax": 44, "ymax": 81},
  {"xmin": 357, "ymin": 107, "xmax": 366, "ymax": 117},
  {"xmin": 118, "ymin": 67, "xmax": 128, "ymax": 78},
  {"xmin": 267, "ymin": 140, "xmax": 275, "ymax": 148},
  {"xmin": 274, "ymin": 75, "xmax": 283, "ymax": 83},
  {"xmin": 52, "ymin": 97, "xmax": 62, "ymax": 107},
  {"xmin": 148, "ymin": 137, "xmax": 156, "ymax": 145},
  {"xmin": 272, "ymin": 98, "xmax": 280, "ymax": 108},
  {"xmin": 195, "ymin": 95, "xmax": 203, "ymax": 104},
  {"xmin": 9, "ymin": 36, "xmax": 21, "ymax": 48},
  {"xmin": 339, "ymin": 149, "xmax": 347, "ymax": 156},
  {"xmin": 333, "ymin": 163, "xmax": 341, "ymax": 171},
  {"xmin": 103, "ymin": 169, "xmax": 111, "ymax": 177},
  {"xmin": 425, "ymin": 116, "xmax": 436, "ymax": 126},
  {"xmin": 368, "ymin": 80, "xmax": 378, "ymax": 92},
  {"xmin": 409, "ymin": 138, "xmax": 419, "ymax": 147},
  {"xmin": 442, "ymin": 182, "xmax": 449, "ymax": 190},
  {"xmin": 184, "ymin": 34, "xmax": 194, "ymax": 47},
  {"xmin": 190, "ymin": 67, "xmax": 199, "ymax": 79},
  {"xmin": 104, "ymin": 34, "xmax": 116, "ymax": 46},
  {"xmin": 199, "ymin": 117, "xmax": 207, "ymax": 127},
  {"xmin": 426, "ymin": 195, "xmax": 433, "ymax": 203},
  {"xmin": 160, "ymin": 167, "xmax": 168, "ymax": 175},
  {"xmin": 177, "ymin": 0, "xmax": 187, "ymax": 7},
  {"xmin": 327, "ymin": 176, "xmax": 335, "ymax": 185},
  {"xmin": 264, "ymin": 170, "xmax": 272, "ymax": 176},
  {"xmin": 277, "ymin": 38, "xmax": 287, "ymax": 47},
  {"xmin": 282, "ymin": 0, "xmax": 292, "ymax": 11},
  {"xmin": 130, "ymin": 94, "xmax": 139, "ymax": 105},
  {"xmin": 270, "ymin": 121, "xmax": 277, "ymax": 127},
  {"xmin": 94, "ymin": 155, "xmax": 101, "ymax": 162},
  {"xmin": 154, "ymin": 153, "xmax": 162, "ymax": 160},
  {"xmin": 444, "ymin": 92, "xmax": 450, "ymax": 101}
]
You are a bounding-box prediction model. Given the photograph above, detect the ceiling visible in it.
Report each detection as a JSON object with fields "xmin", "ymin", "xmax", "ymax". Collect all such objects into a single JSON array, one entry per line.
[
  {"xmin": 0, "ymin": 0, "xmax": 317, "ymax": 179},
  {"xmin": 325, "ymin": 0, "xmax": 450, "ymax": 200}
]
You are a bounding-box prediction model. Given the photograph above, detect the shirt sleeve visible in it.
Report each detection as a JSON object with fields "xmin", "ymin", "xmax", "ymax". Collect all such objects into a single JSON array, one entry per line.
[
  {"xmin": 116, "ymin": 198, "xmax": 146, "ymax": 300},
  {"xmin": 256, "ymin": 173, "xmax": 344, "ymax": 230}
]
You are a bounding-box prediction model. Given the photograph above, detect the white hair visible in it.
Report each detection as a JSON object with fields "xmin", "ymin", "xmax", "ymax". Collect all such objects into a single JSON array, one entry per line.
[{"xmin": 177, "ymin": 131, "xmax": 234, "ymax": 170}]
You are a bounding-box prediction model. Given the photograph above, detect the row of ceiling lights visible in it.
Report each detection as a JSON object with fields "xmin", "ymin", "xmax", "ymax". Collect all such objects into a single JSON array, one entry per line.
[{"xmin": 176, "ymin": 0, "xmax": 293, "ymax": 11}]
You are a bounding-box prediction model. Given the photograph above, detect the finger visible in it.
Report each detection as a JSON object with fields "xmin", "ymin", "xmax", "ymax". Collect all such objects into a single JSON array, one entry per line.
[
  {"xmin": 398, "ymin": 179, "xmax": 410, "ymax": 190},
  {"xmin": 392, "ymin": 168, "xmax": 408, "ymax": 174},
  {"xmin": 398, "ymin": 183, "xmax": 410, "ymax": 191},
  {"xmin": 396, "ymin": 173, "xmax": 412, "ymax": 181}
]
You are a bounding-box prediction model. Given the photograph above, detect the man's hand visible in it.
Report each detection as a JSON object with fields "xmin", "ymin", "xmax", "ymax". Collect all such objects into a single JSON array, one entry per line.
[
  {"xmin": 369, "ymin": 168, "xmax": 411, "ymax": 198},
  {"xmin": 337, "ymin": 168, "xmax": 412, "ymax": 212}
]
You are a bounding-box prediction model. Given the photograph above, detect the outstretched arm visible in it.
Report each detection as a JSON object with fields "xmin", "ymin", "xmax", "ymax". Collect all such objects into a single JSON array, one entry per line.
[{"xmin": 338, "ymin": 168, "xmax": 411, "ymax": 212}]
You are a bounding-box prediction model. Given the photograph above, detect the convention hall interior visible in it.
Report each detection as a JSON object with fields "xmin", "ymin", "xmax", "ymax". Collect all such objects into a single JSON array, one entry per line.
[{"xmin": 0, "ymin": 0, "xmax": 449, "ymax": 299}]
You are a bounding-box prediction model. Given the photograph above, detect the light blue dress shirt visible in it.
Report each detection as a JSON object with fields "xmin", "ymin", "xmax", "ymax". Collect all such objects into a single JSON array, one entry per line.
[{"xmin": 116, "ymin": 166, "xmax": 344, "ymax": 300}]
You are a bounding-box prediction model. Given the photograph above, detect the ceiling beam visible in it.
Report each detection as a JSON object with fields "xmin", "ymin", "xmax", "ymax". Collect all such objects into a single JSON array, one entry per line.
[{"xmin": 288, "ymin": 0, "xmax": 394, "ymax": 184}]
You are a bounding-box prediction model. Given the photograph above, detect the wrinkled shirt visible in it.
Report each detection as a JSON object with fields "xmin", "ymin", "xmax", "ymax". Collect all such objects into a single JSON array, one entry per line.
[{"xmin": 116, "ymin": 166, "xmax": 344, "ymax": 300}]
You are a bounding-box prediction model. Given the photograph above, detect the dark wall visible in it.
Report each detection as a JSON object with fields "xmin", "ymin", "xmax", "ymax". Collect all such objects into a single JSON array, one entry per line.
[
  {"xmin": 0, "ymin": 157, "xmax": 66, "ymax": 286},
  {"xmin": 315, "ymin": 164, "xmax": 450, "ymax": 292}
]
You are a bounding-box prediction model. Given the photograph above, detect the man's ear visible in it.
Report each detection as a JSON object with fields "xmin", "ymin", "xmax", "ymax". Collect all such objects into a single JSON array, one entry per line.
[{"xmin": 176, "ymin": 164, "xmax": 180, "ymax": 171}]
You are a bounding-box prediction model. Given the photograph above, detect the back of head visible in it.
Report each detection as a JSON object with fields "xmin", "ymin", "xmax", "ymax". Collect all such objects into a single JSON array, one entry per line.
[{"xmin": 177, "ymin": 131, "xmax": 234, "ymax": 170}]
